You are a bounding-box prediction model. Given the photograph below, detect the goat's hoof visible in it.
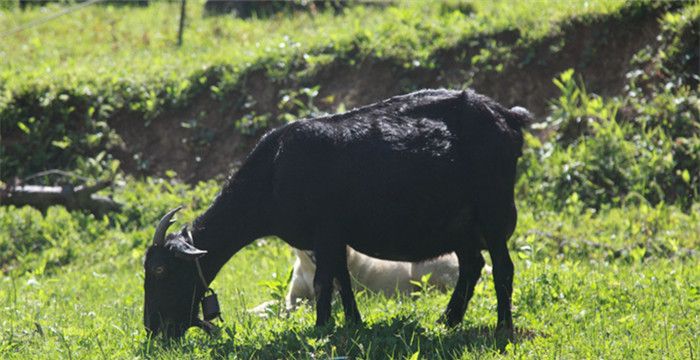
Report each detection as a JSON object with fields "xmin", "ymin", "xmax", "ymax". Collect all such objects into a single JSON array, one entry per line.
[
  {"xmin": 438, "ymin": 313, "xmax": 461, "ymax": 328},
  {"xmin": 344, "ymin": 317, "xmax": 363, "ymax": 327},
  {"xmin": 315, "ymin": 318, "xmax": 334, "ymax": 329},
  {"xmin": 495, "ymin": 325, "xmax": 514, "ymax": 342}
]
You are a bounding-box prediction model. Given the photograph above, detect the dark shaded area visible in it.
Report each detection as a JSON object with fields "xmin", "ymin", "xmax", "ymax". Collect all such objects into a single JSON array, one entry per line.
[
  {"xmin": 142, "ymin": 316, "xmax": 541, "ymax": 358},
  {"xmin": 18, "ymin": 0, "xmax": 49, "ymax": 9},
  {"xmin": 203, "ymin": 0, "xmax": 348, "ymax": 18}
]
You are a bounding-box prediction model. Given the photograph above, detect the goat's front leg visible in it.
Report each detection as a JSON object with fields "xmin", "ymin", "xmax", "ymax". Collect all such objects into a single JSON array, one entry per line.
[
  {"xmin": 313, "ymin": 246, "xmax": 334, "ymax": 327},
  {"xmin": 313, "ymin": 242, "xmax": 362, "ymax": 327}
]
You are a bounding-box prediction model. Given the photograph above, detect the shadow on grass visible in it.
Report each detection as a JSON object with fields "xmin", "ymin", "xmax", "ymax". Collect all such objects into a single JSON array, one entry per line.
[{"xmin": 143, "ymin": 316, "xmax": 541, "ymax": 359}]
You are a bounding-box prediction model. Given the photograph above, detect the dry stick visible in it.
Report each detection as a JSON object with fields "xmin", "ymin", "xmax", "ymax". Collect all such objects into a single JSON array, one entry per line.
[
  {"xmin": 1, "ymin": 180, "xmax": 121, "ymax": 216},
  {"xmin": 22, "ymin": 169, "xmax": 91, "ymax": 183},
  {"xmin": 177, "ymin": 0, "xmax": 186, "ymax": 46}
]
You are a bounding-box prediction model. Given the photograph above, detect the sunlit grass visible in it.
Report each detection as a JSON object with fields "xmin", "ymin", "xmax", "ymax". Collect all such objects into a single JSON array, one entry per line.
[
  {"xmin": 0, "ymin": 0, "xmax": 630, "ymax": 97},
  {"xmin": 0, "ymin": 178, "xmax": 698, "ymax": 358},
  {"xmin": 1, "ymin": 1, "xmax": 698, "ymax": 358}
]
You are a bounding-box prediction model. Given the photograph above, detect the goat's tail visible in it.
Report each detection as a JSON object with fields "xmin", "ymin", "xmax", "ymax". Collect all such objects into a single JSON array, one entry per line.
[
  {"xmin": 504, "ymin": 106, "xmax": 533, "ymax": 130},
  {"xmin": 457, "ymin": 89, "xmax": 532, "ymax": 131}
]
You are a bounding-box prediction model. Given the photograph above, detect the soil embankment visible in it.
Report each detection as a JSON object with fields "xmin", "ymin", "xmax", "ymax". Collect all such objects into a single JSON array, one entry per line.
[{"xmin": 111, "ymin": 8, "xmax": 661, "ymax": 182}]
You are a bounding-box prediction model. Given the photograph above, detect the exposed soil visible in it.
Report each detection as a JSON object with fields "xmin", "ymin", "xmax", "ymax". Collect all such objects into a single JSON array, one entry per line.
[{"xmin": 109, "ymin": 8, "xmax": 663, "ymax": 182}]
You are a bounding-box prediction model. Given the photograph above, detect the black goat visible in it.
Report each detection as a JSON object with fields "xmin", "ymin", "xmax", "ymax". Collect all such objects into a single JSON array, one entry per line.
[{"xmin": 143, "ymin": 89, "xmax": 530, "ymax": 338}]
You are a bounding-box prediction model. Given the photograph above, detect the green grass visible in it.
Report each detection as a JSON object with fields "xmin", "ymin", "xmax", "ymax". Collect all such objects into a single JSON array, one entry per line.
[
  {"xmin": 0, "ymin": 0, "xmax": 635, "ymax": 130},
  {"xmin": 1, "ymin": 0, "xmax": 629, "ymax": 92},
  {"xmin": 0, "ymin": 178, "xmax": 698, "ymax": 359},
  {"xmin": 1, "ymin": 1, "xmax": 699, "ymax": 358}
]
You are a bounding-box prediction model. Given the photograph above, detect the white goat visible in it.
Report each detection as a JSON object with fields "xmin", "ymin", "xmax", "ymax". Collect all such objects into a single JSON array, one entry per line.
[{"xmin": 250, "ymin": 246, "xmax": 490, "ymax": 315}]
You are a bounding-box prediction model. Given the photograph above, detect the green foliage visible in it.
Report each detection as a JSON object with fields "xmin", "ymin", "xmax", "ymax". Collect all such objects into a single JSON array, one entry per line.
[
  {"xmin": 0, "ymin": 87, "xmax": 122, "ymax": 180},
  {"xmin": 0, "ymin": 0, "xmax": 636, "ymax": 179},
  {"xmin": 0, "ymin": 206, "xmax": 110, "ymax": 275},
  {"xmin": 520, "ymin": 11, "xmax": 699, "ymax": 211},
  {"xmin": 513, "ymin": 200, "xmax": 700, "ymax": 263},
  {"xmin": 622, "ymin": 5, "xmax": 700, "ymax": 206},
  {"xmin": 258, "ymin": 271, "xmax": 292, "ymax": 319},
  {"xmin": 233, "ymin": 85, "xmax": 324, "ymax": 135},
  {"xmin": 545, "ymin": 69, "xmax": 619, "ymax": 143},
  {"xmin": 520, "ymin": 109, "xmax": 676, "ymax": 209},
  {"xmin": 0, "ymin": 177, "xmax": 219, "ymax": 276},
  {"xmin": 410, "ymin": 273, "xmax": 434, "ymax": 298},
  {"xmin": 0, "ymin": 194, "xmax": 697, "ymax": 358},
  {"xmin": 278, "ymin": 86, "xmax": 324, "ymax": 122},
  {"xmin": 1, "ymin": 1, "xmax": 699, "ymax": 358}
]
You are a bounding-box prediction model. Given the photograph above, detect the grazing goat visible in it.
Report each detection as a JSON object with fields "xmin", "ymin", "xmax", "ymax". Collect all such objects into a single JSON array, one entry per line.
[
  {"xmin": 261, "ymin": 247, "xmax": 465, "ymax": 314},
  {"xmin": 143, "ymin": 89, "xmax": 529, "ymax": 338},
  {"xmin": 299, "ymin": 247, "xmax": 462, "ymax": 297},
  {"xmin": 249, "ymin": 247, "xmax": 464, "ymax": 316}
]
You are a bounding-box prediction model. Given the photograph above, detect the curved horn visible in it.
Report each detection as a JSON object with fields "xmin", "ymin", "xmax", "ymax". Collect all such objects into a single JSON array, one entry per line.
[{"xmin": 153, "ymin": 206, "xmax": 183, "ymax": 246}]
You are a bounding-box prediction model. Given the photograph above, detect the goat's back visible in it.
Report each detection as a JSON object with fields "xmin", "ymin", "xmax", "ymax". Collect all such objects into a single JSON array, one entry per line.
[{"xmin": 242, "ymin": 89, "xmax": 524, "ymax": 262}]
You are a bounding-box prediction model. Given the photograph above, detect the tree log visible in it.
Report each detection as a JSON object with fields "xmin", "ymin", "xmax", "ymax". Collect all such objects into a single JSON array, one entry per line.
[{"xmin": 0, "ymin": 180, "xmax": 122, "ymax": 217}]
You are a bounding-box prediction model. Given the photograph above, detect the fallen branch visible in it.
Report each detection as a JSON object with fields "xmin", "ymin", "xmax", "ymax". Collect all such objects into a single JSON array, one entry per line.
[{"xmin": 1, "ymin": 180, "xmax": 122, "ymax": 217}]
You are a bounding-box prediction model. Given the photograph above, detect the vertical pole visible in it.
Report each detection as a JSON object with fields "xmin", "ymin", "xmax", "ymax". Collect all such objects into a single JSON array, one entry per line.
[{"xmin": 177, "ymin": 0, "xmax": 186, "ymax": 47}]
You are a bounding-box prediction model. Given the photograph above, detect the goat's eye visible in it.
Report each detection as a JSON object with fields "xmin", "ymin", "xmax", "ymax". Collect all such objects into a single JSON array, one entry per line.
[{"xmin": 153, "ymin": 265, "xmax": 166, "ymax": 277}]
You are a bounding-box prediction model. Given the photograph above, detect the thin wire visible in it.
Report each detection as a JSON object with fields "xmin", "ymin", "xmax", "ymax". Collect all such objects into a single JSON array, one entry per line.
[
  {"xmin": 22, "ymin": 169, "xmax": 91, "ymax": 183},
  {"xmin": 194, "ymin": 257, "xmax": 210, "ymax": 291},
  {"xmin": 0, "ymin": 0, "xmax": 105, "ymax": 39}
]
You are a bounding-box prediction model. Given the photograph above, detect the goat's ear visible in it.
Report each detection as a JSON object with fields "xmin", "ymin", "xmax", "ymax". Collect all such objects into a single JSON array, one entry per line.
[
  {"xmin": 179, "ymin": 226, "xmax": 194, "ymax": 244},
  {"xmin": 166, "ymin": 239, "xmax": 207, "ymax": 261}
]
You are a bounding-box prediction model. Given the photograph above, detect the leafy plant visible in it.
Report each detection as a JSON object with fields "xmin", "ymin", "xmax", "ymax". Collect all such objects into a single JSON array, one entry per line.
[
  {"xmin": 410, "ymin": 273, "xmax": 434, "ymax": 298},
  {"xmin": 544, "ymin": 69, "xmax": 618, "ymax": 144},
  {"xmin": 278, "ymin": 86, "xmax": 324, "ymax": 122},
  {"xmin": 520, "ymin": 54, "xmax": 698, "ymax": 210}
]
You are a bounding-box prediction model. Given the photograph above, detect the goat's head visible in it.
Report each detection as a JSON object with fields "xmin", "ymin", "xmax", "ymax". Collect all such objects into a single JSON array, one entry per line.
[{"xmin": 143, "ymin": 207, "xmax": 208, "ymax": 338}]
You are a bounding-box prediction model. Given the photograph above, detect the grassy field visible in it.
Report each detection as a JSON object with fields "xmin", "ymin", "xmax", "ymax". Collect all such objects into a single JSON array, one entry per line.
[
  {"xmin": 1, "ymin": 0, "xmax": 630, "ymax": 93},
  {"xmin": 1, "ymin": 162, "xmax": 699, "ymax": 359},
  {"xmin": 1, "ymin": 0, "xmax": 699, "ymax": 359},
  {"xmin": 1, "ymin": 180, "xmax": 698, "ymax": 358}
]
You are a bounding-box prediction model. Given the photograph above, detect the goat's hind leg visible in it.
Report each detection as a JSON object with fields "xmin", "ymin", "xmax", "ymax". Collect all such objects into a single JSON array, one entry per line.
[
  {"xmin": 487, "ymin": 241, "xmax": 514, "ymax": 338},
  {"xmin": 441, "ymin": 248, "xmax": 485, "ymax": 327},
  {"xmin": 481, "ymin": 204, "xmax": 516, "ymax": 339}
]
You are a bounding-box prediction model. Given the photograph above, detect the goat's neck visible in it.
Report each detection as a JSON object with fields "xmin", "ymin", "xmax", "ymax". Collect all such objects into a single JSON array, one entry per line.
[{"xmin": 189, "ymin": 187, "xmax": 267, "ymax": 285}]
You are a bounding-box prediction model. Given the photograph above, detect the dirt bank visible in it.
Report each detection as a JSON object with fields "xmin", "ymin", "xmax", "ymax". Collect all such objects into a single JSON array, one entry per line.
[{"xmin": 110, "ymin": 8, "xmax": 662, "ymax": 182}]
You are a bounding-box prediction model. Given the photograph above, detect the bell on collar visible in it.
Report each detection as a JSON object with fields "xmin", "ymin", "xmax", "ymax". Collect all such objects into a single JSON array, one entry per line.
[{"xmin": 201, "ymin": 289, "xmax": 221, "ymax": 321}]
